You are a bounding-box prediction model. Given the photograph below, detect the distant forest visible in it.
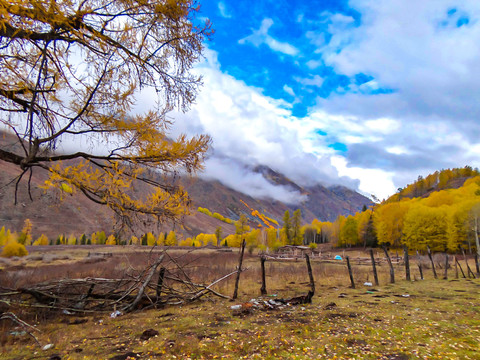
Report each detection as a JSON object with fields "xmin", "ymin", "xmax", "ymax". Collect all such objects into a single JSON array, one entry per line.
[{"xmin": 305, "ymin": 167, "xmax": 480, "ymax": 253}]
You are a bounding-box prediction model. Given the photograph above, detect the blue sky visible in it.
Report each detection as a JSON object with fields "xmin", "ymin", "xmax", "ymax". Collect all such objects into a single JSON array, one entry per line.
[{"xmin": 170, "ymin": 0, "xmax": 480, "ymax": 202}]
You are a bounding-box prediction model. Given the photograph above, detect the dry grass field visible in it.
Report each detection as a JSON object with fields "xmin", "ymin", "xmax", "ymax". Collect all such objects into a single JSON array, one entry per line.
[{"xmin": 1, "ymin": 246, "xmax": 479, "ymax": 359}]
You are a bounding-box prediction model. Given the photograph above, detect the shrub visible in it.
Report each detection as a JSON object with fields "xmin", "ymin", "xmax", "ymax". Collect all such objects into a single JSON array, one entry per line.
[
  {"xmin": 309, "ymin": 242, "xmax": 318, "ymax": 249},
  {"xmin": 1, "ymin": 242, "xmax": 28, "ymax": 257}
]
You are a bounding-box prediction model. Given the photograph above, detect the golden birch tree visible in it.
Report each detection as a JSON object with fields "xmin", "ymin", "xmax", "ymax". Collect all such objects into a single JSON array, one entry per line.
[{"xmin": 0, "ymin": 0, "xmax": 212, "ymax": 229}]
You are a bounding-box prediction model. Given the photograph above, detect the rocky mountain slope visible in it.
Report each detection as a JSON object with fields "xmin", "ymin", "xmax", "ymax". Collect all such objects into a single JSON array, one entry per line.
[{"xmin": 0, "ymin": 132, "xmax": 372, "ymax": 239}]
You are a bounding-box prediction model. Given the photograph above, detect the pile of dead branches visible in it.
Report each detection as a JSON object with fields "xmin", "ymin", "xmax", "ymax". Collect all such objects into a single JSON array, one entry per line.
[{"xmin": 0, "ymin": 251, "xmax": 237, "ymax": 315}]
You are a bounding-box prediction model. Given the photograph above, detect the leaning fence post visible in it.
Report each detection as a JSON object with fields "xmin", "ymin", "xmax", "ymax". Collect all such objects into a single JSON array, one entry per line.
[
  {"xmin": 462, "ymin": 248, "xmax": 476, "ymax": 279},
  {"xmin": 383, "ymin": 246, "xmax": 395, "ymax": 283},
  {"xmin": 455, "ymin": 256, "xmax": 466, "ymax": 278},
  {"xmin": 427, "ymin": 246, "xmax": 438, "ymax": 279},
  {"xmin": 346, "ymin": 256, "xmax": 355, "ymax": 289},
  {"xmin": 232, "ymin": 239, "xmax": 246, "ymax": 300},
  {"xmin": 404, "ymin": 246, "xmax": 411, "ymax": 281},
  {"xmin": 260, "ymin": 256, "xmax": 267, "ymax": 295},
  {"xmin": 369, "ymin": 249, "xmax": 379, "ymax": 286},
  {"xmin": 305, "ymin": 253, "xmax": 315, "ymax": 295}
]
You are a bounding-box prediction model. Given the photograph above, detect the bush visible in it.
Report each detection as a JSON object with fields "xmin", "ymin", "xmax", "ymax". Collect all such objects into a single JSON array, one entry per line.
[
  {"xmin": 308, "ymin": 242, "xmax": 318, "ymax": 249},
  {"xmin": 1, "ymin": 242, "xmax": 28, "ymax": 258}
]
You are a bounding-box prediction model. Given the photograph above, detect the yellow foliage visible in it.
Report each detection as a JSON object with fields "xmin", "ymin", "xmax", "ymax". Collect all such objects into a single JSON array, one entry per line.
[
  {"xmin": 130, "ymin": 236, "xmax": 139, "ymax": 245},
  {"xmin": 0, "ymin": 226, "xmax": 6, "ymax": 246},
  {"xmin": 0, "ymin": 0, "xmax": 212, "ymax": 229},
  {"xmin": 156, "ymin": 233, "xmax": 165, "ymax": 246},
  {"xmin": 1, "ymin": 242, "xmax": 28, "ymax": 258},
  {"xmin": 198, "ymin": 207, "xmax": 234, "ymax": 224},
  {"xmin": 402, "ymin": 205, "xmax": 448, "ymax": 251},
  {"xmin": 106, "ymin": 235, "xmax": 116, "ymax": 245},
  {"xmin": 220, "ymin": 234, "xmax": 242, "ymax": 247},
  {"xmin": 19, "ymin": 219, "xmax": 33, "ymax": 245},
  {"xmin": 33, "ymin": 234, "xmax": 49, "ymax": 246},
  {"xmin": 67, "ymin": 235, "xmax": 77, "ymax": 245},
  {"xmin": 146, "ymin": 232, "xmax": 156, "ymax": 246},
  {"xmin": 165, "ymin": 231, "xmax": 177, "ymax": 246}
]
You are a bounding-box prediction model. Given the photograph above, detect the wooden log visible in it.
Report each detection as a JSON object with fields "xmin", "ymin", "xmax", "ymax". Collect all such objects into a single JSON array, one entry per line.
[
  {"xmin": 232, "ymin": 240, "xmax": 246, "ymax": 300},
  {"xmin": 383, "ymin": 246, "xmax": 395, "ymax": 284},
  {"xmin": 369, "ymin": 249, "xmax": 379, "ymax": 286},
  {"xmin": 427, "ymin": 246, "xmax": 438, "ymax": 279},
  {"xmin": 305, "ymin": 253, "xmax": 315, "ymax": 295},
  {"xmin": 260, "ymin": 256, "xmax": 267, "ymax": 295},
  {"xmin": 346, "ymin": 256, "xmax": 355, "ymax": 289},
  {"xmin": 404, "ymin": 246, "xmax": 411, "ymax": 281},
  {"xmin": 124, "ymin": 254, "xmax": 164, "ymax": 312}
]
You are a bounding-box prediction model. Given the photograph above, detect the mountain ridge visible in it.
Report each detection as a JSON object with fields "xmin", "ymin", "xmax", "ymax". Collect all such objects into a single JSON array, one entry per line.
[{"xmin": 0, "ymin": 131, "xmax": 372, "ymax": 238}]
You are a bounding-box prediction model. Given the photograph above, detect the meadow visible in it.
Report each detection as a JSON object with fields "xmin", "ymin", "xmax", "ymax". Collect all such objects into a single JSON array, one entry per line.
[{"xmin": 0, "ymin": 246, "xmax": 479, "ymax": 359}]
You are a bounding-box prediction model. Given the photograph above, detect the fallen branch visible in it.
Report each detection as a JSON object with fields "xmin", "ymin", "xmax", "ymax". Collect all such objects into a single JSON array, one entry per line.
[
  {"xmin": 123, "ymin": 254, "xmax": 165, "ymax": 312},
  {"xmin": 0, "ymin": 312, "xmax": 42, "ymax": 346}
]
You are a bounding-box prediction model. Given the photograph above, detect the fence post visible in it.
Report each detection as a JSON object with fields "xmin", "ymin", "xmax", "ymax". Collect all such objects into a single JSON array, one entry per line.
[
  {"xmin": 404, "ymin": 246, "xmax": 411, "ymax": 281},
  {"xmin": 305, "ymin": 253, "xmax": 315, "ymax": 295},
  {"xmin": 383, "ymin": 246, "xmax": 395, "ymax": 284},
  {"xmin": 346, "ymin": 256, "xmax": 355, "ymax": 289},
  {"xmin": 427, "ymin": 246, "xmax": 438, "ymax": 279},
  {"xmin": 455, "ymin": 256, "xmax": 466, "ymax": 278},
  {"xmin": 475, "ymin": 253, "xmax": 480, "ymax": 275},
  {"xmin": 416, "ymin": 251, "xmax": 424, "ymax": 280},
  {"xmin": 369, "ymin": 249, "xmax": 379, "ymax": 286},
  {"xmin": 260, "ymin": 256, "xmax": 267, "ymax": 295},
  {"xmin": 443, "ymin": 253, "xmax": 448, "ymax": 280},
  {"xmin": 232, "ymin": 240, "xmax": 246, "ymax": 300},
  {"xmin": 462, "ymin": 248, "xmax": 476, "ymax": 279}
]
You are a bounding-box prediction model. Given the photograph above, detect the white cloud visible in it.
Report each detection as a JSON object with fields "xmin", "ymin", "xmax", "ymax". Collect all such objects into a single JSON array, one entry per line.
[
  {"xmin": 331, "ymin": 156, "xmax": 396, "ymax": 201},
  {"xmin": 218, "ymin": 2, "xmax": 232, "ymax": 19},
  {"xmin": 239, "ymin": 18, "xmax": 299, "ymax": 56},
  {"xmin": 201, "ymin": 157, "xmax": 307, "ymax": 204},
  {"xmin": 283, "ymin": 84, "xmax": 295, "ymax": 97},
  {"xmin": 169, "ymin": 48, "xmax": 363, "ymax": 201},
  {"xmin": 295, "ymin": 74, "xmax": 324, "ymax": 87}
]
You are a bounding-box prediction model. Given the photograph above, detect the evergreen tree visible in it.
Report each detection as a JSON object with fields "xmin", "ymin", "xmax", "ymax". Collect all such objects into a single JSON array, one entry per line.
[{"xmin": 282, "ymin": 210, "xmax": 292, "ymax": 244}]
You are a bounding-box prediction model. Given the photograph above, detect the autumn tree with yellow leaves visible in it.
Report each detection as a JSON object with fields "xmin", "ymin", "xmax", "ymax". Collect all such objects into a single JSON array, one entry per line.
[{"xmin": 0, "ymin": 0, "xmax": 212, "ymax": 229}]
